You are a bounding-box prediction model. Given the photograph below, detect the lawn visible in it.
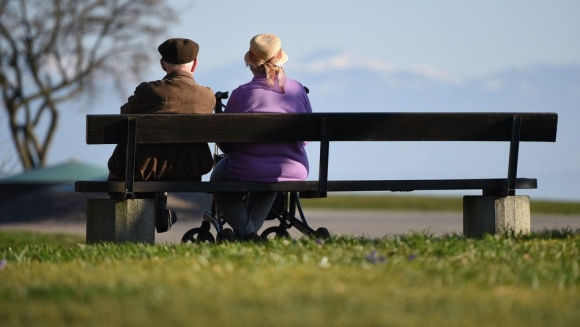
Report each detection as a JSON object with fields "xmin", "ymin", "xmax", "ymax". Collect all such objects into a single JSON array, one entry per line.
[{"xmin": 1, "ymin": 229, "xmax": 579, "ymax": 327}]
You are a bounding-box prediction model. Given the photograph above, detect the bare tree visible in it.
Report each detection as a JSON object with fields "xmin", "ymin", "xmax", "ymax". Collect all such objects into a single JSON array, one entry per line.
[
  {"xmin": 0, "ymin": 0, "xmax": 177, "ymax": 171},
  {"xmin": 0, "ymin": 111, "xmax": 16, "ymax": 176}
]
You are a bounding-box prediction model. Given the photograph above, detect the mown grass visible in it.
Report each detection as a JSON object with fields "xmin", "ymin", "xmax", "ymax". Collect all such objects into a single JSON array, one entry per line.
[
  {"xmin": 1, "ymin": 229, "xmax": 579, "ymax": 327},
  {"xmin": 300, "ymin": 194, "xmax": 580, "ymax": 215}
]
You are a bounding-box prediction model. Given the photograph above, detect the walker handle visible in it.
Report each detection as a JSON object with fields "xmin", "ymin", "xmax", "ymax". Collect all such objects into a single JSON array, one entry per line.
[{"xmin": 214, "ymin": 91, "xmax": 229, "ymax": 113}]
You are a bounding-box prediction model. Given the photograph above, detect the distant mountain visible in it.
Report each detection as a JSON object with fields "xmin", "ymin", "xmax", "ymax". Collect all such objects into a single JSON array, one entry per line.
[{"xmin": 200, "ymin": 51, "xmax": 579, "ymax": 114}]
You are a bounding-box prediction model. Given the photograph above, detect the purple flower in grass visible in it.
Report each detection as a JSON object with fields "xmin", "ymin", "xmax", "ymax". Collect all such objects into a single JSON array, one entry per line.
[
  {"xmin": 0, "ymin": 259, "xmax": 6, "ymax": 270},
  {"xmin": 366, "ymin": 251, "xmax": 386, "ymax": 264}
]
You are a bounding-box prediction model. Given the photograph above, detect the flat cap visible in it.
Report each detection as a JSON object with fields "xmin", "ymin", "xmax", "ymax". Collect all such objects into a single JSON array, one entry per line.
[{"xmin": 158, "ymin": 38, "xmax": 199, "ymax": 64}]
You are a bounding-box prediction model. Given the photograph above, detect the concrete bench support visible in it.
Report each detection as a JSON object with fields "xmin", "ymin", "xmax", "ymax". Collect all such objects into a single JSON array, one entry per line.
[
  {"xmin": 86, "ymin": 199, "xmax": 156, "ymax": 244},
  {"xmin": 463, "ymin": 195, "xmax": 531, "ymax": 237}
]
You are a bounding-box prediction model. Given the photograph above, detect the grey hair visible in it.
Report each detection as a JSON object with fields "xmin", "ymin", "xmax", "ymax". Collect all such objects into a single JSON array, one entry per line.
[{"xmin": 163, "ymin": 60, "xmax": 194, "ymax": 72}]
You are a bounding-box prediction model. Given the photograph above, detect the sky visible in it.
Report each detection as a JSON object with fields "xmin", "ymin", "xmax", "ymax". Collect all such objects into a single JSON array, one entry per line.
[
  {"xmin": 3, "ymin": 0, "xmax": 579, "ymax": 200},
  {"xmin": 167, "ymin": 0, "xmax": 580, "ymax": 78}
]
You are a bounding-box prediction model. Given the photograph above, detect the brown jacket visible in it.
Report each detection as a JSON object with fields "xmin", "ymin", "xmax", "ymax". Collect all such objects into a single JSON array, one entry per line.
[{"xmin": 107, "ymin": 71, "xmax": 215, "ymax": 181}]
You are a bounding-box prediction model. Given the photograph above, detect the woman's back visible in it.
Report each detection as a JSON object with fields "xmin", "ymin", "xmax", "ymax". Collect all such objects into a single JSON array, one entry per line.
[{"xmin": 220, "ymin": 75, "xmax": 312, "ymax": 182}]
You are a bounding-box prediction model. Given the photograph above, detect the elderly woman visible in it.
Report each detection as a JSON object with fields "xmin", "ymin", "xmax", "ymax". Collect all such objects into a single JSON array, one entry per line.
[{"xmin": 210, "ymin": 33, "xmax": 312, "ymax": 241}]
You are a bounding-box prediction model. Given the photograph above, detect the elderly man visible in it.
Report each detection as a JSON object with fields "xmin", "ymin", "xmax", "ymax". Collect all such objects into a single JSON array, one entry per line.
[{"xmin": 107, "ymin": 38, "xmax": 215, "ymax": 233}]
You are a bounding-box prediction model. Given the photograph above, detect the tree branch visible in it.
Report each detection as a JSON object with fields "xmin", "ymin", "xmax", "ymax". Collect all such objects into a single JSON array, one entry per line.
[{"xmin": 1, "ymin": 0, "xmax": 177, "ymax": 170}]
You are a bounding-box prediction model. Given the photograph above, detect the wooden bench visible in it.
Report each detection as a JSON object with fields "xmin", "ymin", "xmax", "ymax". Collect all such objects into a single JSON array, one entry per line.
[{"xmin": 75, "ymin": 112, "xmax": 558, "ymax": 243}]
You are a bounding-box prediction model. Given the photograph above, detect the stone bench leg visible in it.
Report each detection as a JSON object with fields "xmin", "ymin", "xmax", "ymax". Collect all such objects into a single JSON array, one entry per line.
[
  {"xmin": 463, "ymin": 195, "xmax": 531, "ymax": 237},
  {"xmin": 86, "ymin": 199, "xmax": 156, "ymax": 244}
]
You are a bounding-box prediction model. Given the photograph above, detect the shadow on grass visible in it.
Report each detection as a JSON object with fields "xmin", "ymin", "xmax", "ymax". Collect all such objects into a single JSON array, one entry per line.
[
  {"xmin": 519, "ymin": 227, "xmax": 580, "ymax": 239},
  {"xmin": 0, "ymin": 230, "xmax": 84, "ymax": 246}
]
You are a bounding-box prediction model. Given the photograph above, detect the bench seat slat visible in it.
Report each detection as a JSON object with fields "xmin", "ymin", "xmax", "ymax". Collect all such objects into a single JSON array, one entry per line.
[{"xmin": 75, "ymin": 178, "xmax": 537, "ymax": 193}]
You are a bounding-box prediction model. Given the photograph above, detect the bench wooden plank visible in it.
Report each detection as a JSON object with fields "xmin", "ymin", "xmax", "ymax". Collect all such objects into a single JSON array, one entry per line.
[
  {"xmin": 75, "ymin": 178, "xmax": 537, "ymax": 194},
  {"xmin": 86, "ymin": 112, "xmax": 558, "ymax": 144}
]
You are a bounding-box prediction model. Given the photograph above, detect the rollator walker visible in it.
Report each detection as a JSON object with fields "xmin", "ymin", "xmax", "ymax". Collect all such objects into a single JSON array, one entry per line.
[{"xmin": 181, "ymin": 91, "xmax": 331, "ymax": 243}]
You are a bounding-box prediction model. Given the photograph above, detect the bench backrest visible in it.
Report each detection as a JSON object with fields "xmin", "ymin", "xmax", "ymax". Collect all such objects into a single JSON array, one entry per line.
[
  {"xmin": 86, "ymin": 112, "xmax": 558, "ymax": 144},
  {"xmin": 85, "ymin": 112, "xmax": 558, "ymax": 196}
]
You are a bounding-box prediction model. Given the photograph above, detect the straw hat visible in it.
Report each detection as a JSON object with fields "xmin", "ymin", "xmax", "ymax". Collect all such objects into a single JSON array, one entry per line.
[{"xmin": 244, "ymin": 34, "xmax": 288, "ymax": 67}]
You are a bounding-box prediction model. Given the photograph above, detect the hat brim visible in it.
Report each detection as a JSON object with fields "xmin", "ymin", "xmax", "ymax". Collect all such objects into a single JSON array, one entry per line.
[{"xmin": 277, "ymin": 51, "xmax": 288, "ymax": 66}]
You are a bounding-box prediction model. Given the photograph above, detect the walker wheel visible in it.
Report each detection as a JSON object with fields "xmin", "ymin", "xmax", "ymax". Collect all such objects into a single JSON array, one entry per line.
[
  {"xmin": 181, "ymin": 227, "xmax": 215, "ymax": 244},
  {"xmin": 315, "ymin": 227, "xmax": 331, "ymax": 239},
  {"xmin": 217, "ymin": 228, "xmax": 236, "ymax": 243},
  {"xmin": 261, "ymin": 226, "xmax": 291, "ymax": 240}
]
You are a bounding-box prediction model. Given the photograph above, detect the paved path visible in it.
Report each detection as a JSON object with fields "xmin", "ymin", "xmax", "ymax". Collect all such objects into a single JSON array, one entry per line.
[{"xmin": 2, "ymin": 210, "xmax": 580, "ymax": 244}]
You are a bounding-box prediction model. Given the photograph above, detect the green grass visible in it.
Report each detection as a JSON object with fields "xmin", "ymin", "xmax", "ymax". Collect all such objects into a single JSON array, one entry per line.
[
  {"xmin": 300, "ymin": 194, "xmax": 580, "ymax": 215},
  {"xmin": 1, "ymin": 229, "xmax": 579, "ymax": 326}
]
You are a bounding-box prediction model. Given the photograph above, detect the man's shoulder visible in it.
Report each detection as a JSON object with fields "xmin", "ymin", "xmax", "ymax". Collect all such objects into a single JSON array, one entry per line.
[
  {"xmin": 134, "ymin": 75, "xmax": 194, "ymax": 94},
  {"xmin": 134, "ymin": 79, "xmax": 164, "ymax": 93},
  {"xmin": 131, "ymin": 73, "xmax": 215, "ymax": 107},
  {"xmin": 163, "ymin": 74, "xmax": 214, "ymax": 93},
  {"xmin": 138, "ymin": 72, "xmax": 190, "ymax": 88},
  {"xmin": 195, "ymin": 83, "xmax": 215, "ymax": 97}
]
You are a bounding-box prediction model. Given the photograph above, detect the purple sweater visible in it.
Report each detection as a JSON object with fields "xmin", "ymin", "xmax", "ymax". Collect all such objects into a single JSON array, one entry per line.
[{"xmin": 218, "ymin": 74, "xmax": 312, "ymax": 182}]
